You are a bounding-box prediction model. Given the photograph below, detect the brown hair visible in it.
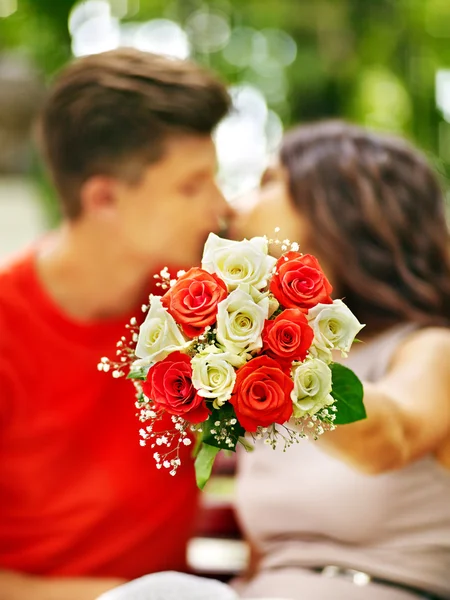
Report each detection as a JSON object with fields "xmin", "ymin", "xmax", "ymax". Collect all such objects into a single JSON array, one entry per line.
[
  {"xmin": 37, "ymin": 48, "xmax": 230, "ymax": 219},
  {"xmin": 280, "ymin": 120, "xmax": 450, "ymax": 330}
]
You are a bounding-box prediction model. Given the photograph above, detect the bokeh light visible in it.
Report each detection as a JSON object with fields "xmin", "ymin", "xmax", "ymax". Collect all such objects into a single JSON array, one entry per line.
[
  {"xmin": 231, "ymin": 84, "xmax": 268, "ymax": 125},
  {"xmin": 186, "ymin": 9, "xmax": 231, "ymax": 53},
  {"xmin": 70, "ymin": 1, "xmax": 121, "ymax": 57},
  {"xmin": 223, "ymin": 26, "xmax": 297, "ymax": 72},
  {"xmin": 0, "ymin": 0, "xmax": 17, "ymax": 19},
  {"xmin": 108, "ymin": 0, "xmax": 132, "ymax": 19},
  {"xmin": 436, "ymin": 70, "xmax": 450, "ymax": 122},
  {"xmin": 265, "ymin": 110, "xmax": 284, "ymax": 153},
  {"xmin": 261, "ymin": 29, "xmax": 297, "ymax": 66},
  {"xmin": 353, "ymin": 68, "xmax": 412, "ymax": 131},
  {"xmin": 69, "ymin": 0, "xmax": 110, "ymax": 35},
  {"xmin": 215, "ymin": 84, "xmax": 282, "ymax": 200},
  {"xmin": 222, "ymin": 27, "xmax": 258, "ymax": 68},
  {"xmin": 134, "ymin": 19, "xmax": 190, "ymax": 59}
]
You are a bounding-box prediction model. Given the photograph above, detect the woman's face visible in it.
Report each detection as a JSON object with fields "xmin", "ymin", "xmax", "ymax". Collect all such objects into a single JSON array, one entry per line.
[{"xmin": 229, "ymin": 165, "xmax": 309, "ymax": 257}]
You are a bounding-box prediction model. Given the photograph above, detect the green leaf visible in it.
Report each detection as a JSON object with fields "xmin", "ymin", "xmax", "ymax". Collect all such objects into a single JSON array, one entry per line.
[
  {"xmin": 126, "ymin": 369, "xmax": 147, "ymax": 381},
  {"xmin": 195, "ymin": 443, "xmax": 220, "ymax": 490},
  {"xmin": 330, "ymin": 362, "xmax": 366, "ymax": 425},
  {"xmin": 191, "ymin": 431, "xmax": 203, "ymax": 459},
  {"xmin": 238, "ymin": 436, "xmax": 255, "ymax": 452},
  {"xmin": 201, "ymin": 403, "xmax": 245, "ymax": 451}
]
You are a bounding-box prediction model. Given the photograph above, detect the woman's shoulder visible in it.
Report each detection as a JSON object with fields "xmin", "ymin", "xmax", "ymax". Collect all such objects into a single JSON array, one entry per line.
[
  {"xmin": 389, "ymin": 324, "xmax": 450, "ymax": 374},
  {"xmin": 397, "ymin": 325, "xmax": 450, "ymax": 354}
]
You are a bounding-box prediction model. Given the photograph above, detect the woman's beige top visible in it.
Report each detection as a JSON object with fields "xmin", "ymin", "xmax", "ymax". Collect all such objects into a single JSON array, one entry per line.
[{"xmin": 235, "ymin": 325, "xmax": 450, "ymax": 599}]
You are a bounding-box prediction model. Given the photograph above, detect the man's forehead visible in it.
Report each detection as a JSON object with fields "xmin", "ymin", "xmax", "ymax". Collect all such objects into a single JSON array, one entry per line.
[
  {"xmin": 164, "ymin": 133, "xmax": 215, "ymax": 155},
  {"xmin": 159, "ymin": 135, "xmax": 217, "ymax": 171}
]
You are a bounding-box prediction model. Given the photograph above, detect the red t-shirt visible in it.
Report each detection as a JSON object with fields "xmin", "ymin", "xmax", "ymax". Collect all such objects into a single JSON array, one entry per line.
[{"xmin": 0, "ymin": 249, "xmax": 199, "ymax": 578}]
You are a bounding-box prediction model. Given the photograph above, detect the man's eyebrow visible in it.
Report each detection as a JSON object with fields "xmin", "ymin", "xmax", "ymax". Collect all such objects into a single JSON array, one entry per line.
[{"xmin": 177, "ymin": 168, "xmax": 212, "ymax": 183}]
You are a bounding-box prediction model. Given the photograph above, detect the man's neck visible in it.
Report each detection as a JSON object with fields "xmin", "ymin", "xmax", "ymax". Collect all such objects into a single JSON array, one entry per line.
[{"xmin": 36, "ymin": 224, "xmax": 155, "ymax": 322}]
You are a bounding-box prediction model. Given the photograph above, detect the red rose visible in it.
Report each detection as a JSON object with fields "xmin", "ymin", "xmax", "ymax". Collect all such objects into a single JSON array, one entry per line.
[
  {"xmin": 270, "ymin": 252, "xmax": 333, "ymax": 311},
  {"xmin": 143, "ymin": 351, "xmax": 209, "ymax": 424},
  {"xmin": 162, "ymin": 268, "xmax": 227, "ymax": 338},
  {"xmin": 263, "ymin": 308, "xmax": 314, "ymax": 362},
  {"xmin": 230, "ymin": 356, "xmax": 294, "ymax": 432}
]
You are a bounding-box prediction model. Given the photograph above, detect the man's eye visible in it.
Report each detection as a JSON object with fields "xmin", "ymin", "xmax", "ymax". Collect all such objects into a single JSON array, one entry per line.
[
  {"xmin": 180, "ymin": 181, "xmax": 201, "ymax": 196},
  {"xmin": 182, "ymin": 185, "xmax": 199, "ymax": 196}
]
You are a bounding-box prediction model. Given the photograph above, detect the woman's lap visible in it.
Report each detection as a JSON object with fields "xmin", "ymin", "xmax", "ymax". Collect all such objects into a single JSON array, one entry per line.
[{"xmin": 236, "ymin": 568, "xmax": 421, "ymax": 600}]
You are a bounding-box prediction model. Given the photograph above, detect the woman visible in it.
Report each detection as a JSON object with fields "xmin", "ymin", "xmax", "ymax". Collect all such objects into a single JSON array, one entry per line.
[{"xmin": 232, "ymin": 121, "xmax": 450, "ymax": 600}]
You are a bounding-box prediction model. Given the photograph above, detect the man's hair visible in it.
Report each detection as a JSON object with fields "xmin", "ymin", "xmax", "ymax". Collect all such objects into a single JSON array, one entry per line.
[{"xmin": 36, "ymin": 48, "xmax": 231, "ymax": 219}]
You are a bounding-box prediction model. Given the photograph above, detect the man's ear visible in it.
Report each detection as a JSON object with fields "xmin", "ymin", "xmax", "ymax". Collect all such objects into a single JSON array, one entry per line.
[{"xmin": 79, "ymin": 175, "xmax": 118, "ymax": 218}]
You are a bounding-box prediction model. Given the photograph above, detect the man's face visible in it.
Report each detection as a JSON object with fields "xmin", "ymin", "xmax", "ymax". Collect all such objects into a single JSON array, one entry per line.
[{"xmin": 112, "ymin": 135, "xmax": 232, "ymax": 268}]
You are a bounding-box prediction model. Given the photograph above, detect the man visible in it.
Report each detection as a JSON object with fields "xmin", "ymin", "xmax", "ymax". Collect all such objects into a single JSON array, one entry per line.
[{"xmin": 0, "ymin": 48, "xmax": 232, "ymax": 599}]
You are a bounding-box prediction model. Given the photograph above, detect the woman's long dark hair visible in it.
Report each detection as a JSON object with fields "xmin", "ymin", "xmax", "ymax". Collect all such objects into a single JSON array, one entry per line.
[{"xmin": 280, "ymin": 121, "xmax": 450, "ymax": 330}]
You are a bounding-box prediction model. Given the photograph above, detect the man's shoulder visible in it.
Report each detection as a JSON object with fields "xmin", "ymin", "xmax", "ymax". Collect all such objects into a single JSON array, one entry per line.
[
  {"xmin": 0, "ymin": 247, "xmax": 32, "ymax": 275},
  {"xmin": 0, "ymin": 249, "xmax": 33, "ymax": 301},
  {"xmin": 0, "ymin": 249, "xmax": 36, "ymax": 340}
]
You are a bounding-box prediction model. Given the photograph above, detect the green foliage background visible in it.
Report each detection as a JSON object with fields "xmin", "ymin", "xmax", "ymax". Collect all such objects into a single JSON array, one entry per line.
[{"xmin": 1, "ymin": 0, "xmax": 449, "ymax": 204}]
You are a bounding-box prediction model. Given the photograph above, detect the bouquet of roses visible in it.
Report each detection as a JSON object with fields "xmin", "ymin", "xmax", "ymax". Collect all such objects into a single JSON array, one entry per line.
[{"xmin": 100, "ymin": 233, "xmax": 365, "ymax": 488}]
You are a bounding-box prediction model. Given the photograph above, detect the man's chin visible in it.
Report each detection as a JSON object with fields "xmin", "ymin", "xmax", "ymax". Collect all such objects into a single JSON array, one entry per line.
[
  {"xmin": 223, "ymin": 225, "xmax": 240, "ymax": 241},
  {"xmin": 218, "ymin": 227, "xmax": 232, "ymax": 240},
  {"xmin": 178, "ymin": 250, "xmax": 202, "ymax": 269}
]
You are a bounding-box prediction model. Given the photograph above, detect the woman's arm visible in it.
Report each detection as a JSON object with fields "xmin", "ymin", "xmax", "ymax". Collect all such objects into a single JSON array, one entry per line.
[
  {"xmin": 318, "ymin": 327, "xmax": 450, "ymax": 474},
  {"xmin": 0, "ymin": 569, "xmax": 125, "ymax": 600}
]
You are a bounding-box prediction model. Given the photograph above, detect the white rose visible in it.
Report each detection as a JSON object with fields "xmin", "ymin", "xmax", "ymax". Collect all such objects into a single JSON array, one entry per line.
[
  {"xmin": 268, "ymin": 294, "xmax": 280, "ymax": 318},
  {"xmin": 134, "ymin": 296, "xmax": 190, "ymax": 366},
  {"xmin": 192, "ymin": 346, "xmax": 245, "ymax": 409},
  {"xmin": 308, "ymin": 299, "xmax": 365, "ymax": 359},
  {"xmin": 201, "ymin": 233, "xmax": 277, "ymax": 291},
  {"xmin": 307, "ymin": 343, "xmax": 333, "ymax": 364},
  {"xmin": 216, "ymin": 287, "xmax": 269, "ymax": 355},
  {"xmin": 291, "ymin": 357, "xmax": 334, "ymax": 418}
]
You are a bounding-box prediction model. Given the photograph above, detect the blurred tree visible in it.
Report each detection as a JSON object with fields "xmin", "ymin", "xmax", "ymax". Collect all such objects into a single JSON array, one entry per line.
[
  {"xmin": 0, "ymin": 0, "xmax": 449, "ymax": 191},
  {"xmin": 0, "ymin": 0, "xmax": 72, "ymax": 74}
]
